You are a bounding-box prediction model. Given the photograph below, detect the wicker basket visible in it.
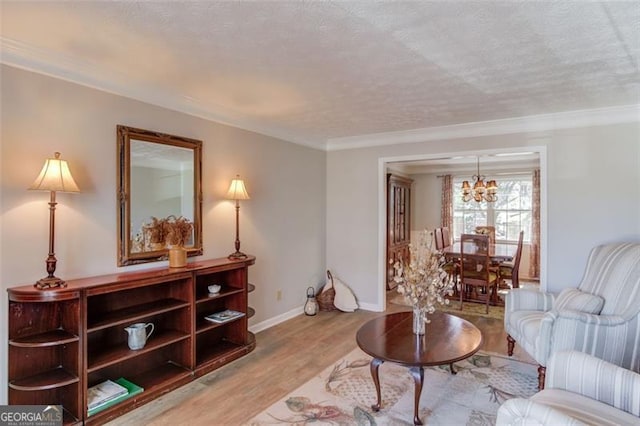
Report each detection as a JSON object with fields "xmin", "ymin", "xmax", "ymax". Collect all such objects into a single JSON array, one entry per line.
[{"xmin": 317, "ymin": 270, "xmax": 337, "ymax": 311}]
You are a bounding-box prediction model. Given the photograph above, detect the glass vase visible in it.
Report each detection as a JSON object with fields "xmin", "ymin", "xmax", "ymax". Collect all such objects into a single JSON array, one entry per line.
[{"xmin": 412, "ymin": 307, "xmax": 426, "ymax": 335}]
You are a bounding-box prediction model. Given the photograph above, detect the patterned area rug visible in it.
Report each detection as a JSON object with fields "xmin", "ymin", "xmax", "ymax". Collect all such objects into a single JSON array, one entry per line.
[
  {"xmin": 248, "ymin": 347, "xmax": 537, "ymax": 425},
  {"xmin": 388, "ymin": 292, "xmax": 505, "ymax": 320}
]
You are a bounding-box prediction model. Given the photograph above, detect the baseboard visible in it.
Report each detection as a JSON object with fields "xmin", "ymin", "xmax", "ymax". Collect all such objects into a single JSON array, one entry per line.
[
  {"xmin": 248, "ymin": 299, "xmax": 386, "ymax": 334},
  {"xmin": 249, "ymin": 305, "xmax": 304, "ymax": 334},
  {"xmin": 357, "ymin": 301, "xmax": 384, "ymax": 312}
]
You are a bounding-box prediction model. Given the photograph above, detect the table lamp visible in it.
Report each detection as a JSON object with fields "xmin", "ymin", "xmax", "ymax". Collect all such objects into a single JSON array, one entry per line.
[
  {"xmin": 29, "ymin": 152, "xmax": 80, "ymax": 289},
  {"xmin": 226, "ymin": 175, "xmax": 250, "ymax": 259}
]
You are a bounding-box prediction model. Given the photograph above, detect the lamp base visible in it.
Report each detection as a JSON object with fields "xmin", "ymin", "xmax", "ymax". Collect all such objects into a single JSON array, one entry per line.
[
  {"xmin": 34, "ymin": 276, "xmax": 67, "ymax": 290},
  {"xmin": 228, "ymin": 251, "xmax": 248, "ymax": 260}
]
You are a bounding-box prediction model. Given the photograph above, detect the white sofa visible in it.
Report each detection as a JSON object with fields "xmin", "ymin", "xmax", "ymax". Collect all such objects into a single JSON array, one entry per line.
[{"xmin": 496, "ymin": 351, "xmax": 640, "ymax": 426}]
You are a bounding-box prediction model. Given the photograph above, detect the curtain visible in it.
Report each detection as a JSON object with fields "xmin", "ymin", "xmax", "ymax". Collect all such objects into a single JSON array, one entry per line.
[
  {"xmin": 441, "ymin": 174, "xmax": 453, "ymax": 231},
  {"xmin": 529, "ymin": 169, "xmax": 540, "ymax": 279}
]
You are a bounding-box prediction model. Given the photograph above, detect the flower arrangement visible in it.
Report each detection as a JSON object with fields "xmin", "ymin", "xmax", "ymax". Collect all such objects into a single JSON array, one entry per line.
[
  {"xmin": 393, "ymin": 230, "xmax": 456, "ymax": 328},
  {"xmin": 162, "ymin": 215, "xmax": 193, "ymax": 247},
  {"xmin": 143, "ymin": 215, "xmax": 193, "ymax": 249},
  {"xmin": 146, "ymin": 217, "xmax": 165, "ymax": 245}
]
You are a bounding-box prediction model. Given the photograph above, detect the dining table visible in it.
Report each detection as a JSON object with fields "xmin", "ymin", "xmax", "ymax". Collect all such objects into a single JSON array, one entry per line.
[
  {"xmin": 442, "ymin": 241, "xmax": 516, "ymax": 263},
  {"xmin": 442, "ymin": 241, "xmax": 517, "ymax": 306}
]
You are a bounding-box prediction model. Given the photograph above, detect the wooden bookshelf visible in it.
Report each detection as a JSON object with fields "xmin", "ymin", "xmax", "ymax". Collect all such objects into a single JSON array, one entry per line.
[{"xmin": 7, "ymin": 255, "xmax": 255, "ymax": 425}]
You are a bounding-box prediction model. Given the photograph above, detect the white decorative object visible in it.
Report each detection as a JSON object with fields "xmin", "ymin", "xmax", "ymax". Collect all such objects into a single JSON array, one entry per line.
[
  {"xmin": 124, "ymin": 322, "xmax": 154, "ymax": 350},
  {"xmin": 304, "ymin": 286, "xmax": 319, "ymax": 316},
  {"xmin": 208, "ymin": 284, "xmax": 221, "ymax": 294},
  {"xmin": 333, "ymin": 277, "xmax": 358, "ymax": 312}
]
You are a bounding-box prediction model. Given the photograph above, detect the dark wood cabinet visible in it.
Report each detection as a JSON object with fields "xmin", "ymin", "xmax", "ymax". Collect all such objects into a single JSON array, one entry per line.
[
  {"xmin": 387, "ymin": 174, "xmax": 413, "ymax": 289},
  {"xmin": 7, "ymin": 256, "xmax": 255, "ymax": 425}
]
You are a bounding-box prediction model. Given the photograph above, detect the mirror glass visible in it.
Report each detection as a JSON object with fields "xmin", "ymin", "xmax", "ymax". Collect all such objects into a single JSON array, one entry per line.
[{"xmin": 117, "ymin": 125, "xmax": 203, "ymax": 266}]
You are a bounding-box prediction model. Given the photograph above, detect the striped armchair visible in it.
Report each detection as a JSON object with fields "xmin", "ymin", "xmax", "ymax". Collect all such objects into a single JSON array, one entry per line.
[
  {"xmin": 504, "ymin": 243, "xmax": 640, "ymax": 389},
  {"xmin": 496, "ymin": 351, "xmax": 640, "ymax": 426}
]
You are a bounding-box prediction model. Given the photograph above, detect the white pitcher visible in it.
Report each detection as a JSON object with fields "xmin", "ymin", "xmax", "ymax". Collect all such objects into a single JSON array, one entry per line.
[{"xmin": 125, "ymin": 322, "xmax": 154, "ymax": 350}]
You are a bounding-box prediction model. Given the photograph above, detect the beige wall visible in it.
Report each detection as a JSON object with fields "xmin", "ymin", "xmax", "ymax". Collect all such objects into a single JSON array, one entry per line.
[
  {"xmin": 410, "ymin": 172, "xmax": 441, "ymax": 233},
  {"xmin": 327, "ymin": 124, "xmax": 640, "ymax": 309},
  {"xmin": 0, "ymin": 65, "xmax": 327, "ymax": 403}
]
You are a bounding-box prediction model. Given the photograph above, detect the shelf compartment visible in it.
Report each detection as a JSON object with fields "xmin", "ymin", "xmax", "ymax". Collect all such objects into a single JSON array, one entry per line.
[
  {"xmin": 85, "ymin": 362, "xmax": 192, "ymax": 425},
  {"xmin": 196, "ymin": 339, "xmax": 246, "ymax": 366},
  {"xmin": 9, "ymin": 367, "xmax": 79, "ymax": 391},
  {"xmin": 133, "ymin": 361, "xmax": 192, "ymax": 391},
  {"xmin": 87, "ymin": 298, "xmax": 189, "ymax": 332},
  {"xmin": 10, "ymin": 329, "xmax": 79, "ymax": 347},
  {"xmin": 195, "ymin": 268, "xmax": 246, "ymax": 299},
  {"xmin": 8, "ymin": 300, "xmax": 79, "ymax": 342},
  {"xmin": 196, "ymin": 315, "xmax": 245, "ymax": 334},
  {"xmin": 9, "ymin": 383, "xmax": 81, "ymax": 425},
  {"xmin": 88, "ymin": 330, "xmax": 190, "ymax": 372},
  {"xmin": 9, "ymin": 342, "xmax": 79, "ymax": 388},
  {"xmin": 195, "ymin": 325, "xmax": 249, "ymax": 366},
  {"xmin": 195, "ymin": 287, "xmax": 243, "ymax": 305},
  {"xmin": 62, "ymin": 408, "xmax": 80, "ymax": 426},
  {"xmin": 195, "ymin": 333, "xmax": 256, "ymax": 377}
]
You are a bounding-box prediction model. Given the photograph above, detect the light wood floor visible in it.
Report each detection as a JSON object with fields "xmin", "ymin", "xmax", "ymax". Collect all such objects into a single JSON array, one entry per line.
[{"xmin": 108, "ymin": 292, "xmax": 534, "ymax": 425}]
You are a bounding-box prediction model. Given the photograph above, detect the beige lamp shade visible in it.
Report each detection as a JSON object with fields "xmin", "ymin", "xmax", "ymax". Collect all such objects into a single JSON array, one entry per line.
[
  {"xmin": 29, "ymin": 152, "xmax": 80, "ymax": 193},
  {"xmin": 225, "ymin": 175, "xmax": 250, "ymax": 200},
  {"xmin": 473, "ymin": 179, "xmax": 486, "ymax": 194}
]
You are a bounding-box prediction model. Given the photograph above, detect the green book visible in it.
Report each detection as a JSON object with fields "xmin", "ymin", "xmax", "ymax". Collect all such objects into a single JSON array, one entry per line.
[{"xmin": 87, "ymin": 377, "xmax": 144, "ymax": 417}]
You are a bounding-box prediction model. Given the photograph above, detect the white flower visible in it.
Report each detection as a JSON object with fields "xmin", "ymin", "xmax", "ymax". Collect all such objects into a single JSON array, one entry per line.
[{"xmin": 393, "ymin": 230, "xmax": 455, "ymax": 322}]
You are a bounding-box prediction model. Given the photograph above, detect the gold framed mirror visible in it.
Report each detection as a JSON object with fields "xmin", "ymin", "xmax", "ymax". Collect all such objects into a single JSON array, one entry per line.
[{"xmin": 117, "ymin": 125, "xmax": 203, "ymax": 266}]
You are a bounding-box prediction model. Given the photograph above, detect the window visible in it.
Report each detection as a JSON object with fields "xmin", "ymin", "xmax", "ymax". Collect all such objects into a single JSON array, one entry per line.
[{"xmin": 452, "ymin": 173, "xmax": 532, "ymax": 243}]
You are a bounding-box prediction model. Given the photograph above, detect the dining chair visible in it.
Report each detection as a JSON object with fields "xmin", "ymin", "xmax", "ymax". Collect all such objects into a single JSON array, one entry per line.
[
  {"xmin": 459, "ymin": 233, "xmax": 499, "ymax": 314},
  {"xmin": 498, "ymin": 230, "xmax": 524, "ymax": 289},
  {"xmin": 433, "ymin": 227, "xmax": 458, "ymax": 287},
  {"xmin": 434, "ymin": 227, "xmax": 445, "ymax": 250},
  {"xmin": 474, "ymin": 225, "xmax": 496, "ymax": 243},
  {"xmin": 441, "ymin": 226, "xmax": 451, "ymax": 248}
]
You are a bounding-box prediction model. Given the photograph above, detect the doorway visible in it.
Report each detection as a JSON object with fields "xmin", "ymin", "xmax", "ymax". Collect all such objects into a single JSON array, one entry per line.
[{"xmin": 377, "ymin": 147, "xmax": 547, "ymax": 310}]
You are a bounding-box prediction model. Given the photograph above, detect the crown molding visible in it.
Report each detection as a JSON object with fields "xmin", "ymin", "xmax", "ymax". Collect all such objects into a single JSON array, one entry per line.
[
  {"xmin": 0, "ymin": 37, "xmax": 324, "ymax": 151},
  {"xmin": 326, "ymin": 104, "xmax": 640, "ymax": 151}
]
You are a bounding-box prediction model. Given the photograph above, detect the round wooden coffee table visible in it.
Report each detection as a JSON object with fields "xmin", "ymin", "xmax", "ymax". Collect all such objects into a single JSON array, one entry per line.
[{"xmin": 356, "ymin": 311, "xmax": 482, "ymax": 425}]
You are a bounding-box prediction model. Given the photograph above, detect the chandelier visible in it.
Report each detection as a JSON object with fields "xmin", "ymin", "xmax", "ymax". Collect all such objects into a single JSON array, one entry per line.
[{"xmin": 461, "ymin": 157, "xmax": 498, "ymax": 203}]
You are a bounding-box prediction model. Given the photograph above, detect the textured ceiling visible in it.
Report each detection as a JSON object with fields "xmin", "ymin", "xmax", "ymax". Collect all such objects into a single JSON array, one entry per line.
[{"xmin": 1, "ymin": 1, "xmax": 638, "ymax": 150}]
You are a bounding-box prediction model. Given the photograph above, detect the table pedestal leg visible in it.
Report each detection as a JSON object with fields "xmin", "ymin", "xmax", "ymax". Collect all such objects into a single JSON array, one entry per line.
[
  {"xmin": 449, "ymin": 362, "xmax": 457, "ymax": 375},
  {"xmin": 370, "ymin": 358, "xmax": 384, "ymax": 412},
  {"xmin": 409, "ymin": 366, "xmax": 424, "ymax": 425}
]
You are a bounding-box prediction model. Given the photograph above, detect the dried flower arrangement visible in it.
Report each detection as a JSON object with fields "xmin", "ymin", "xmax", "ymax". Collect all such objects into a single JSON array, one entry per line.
[
  {"xmin": 162, "ymin": 215, "xmax": 193, "ymax": 247},
  {"xmin": 146, "ymin": 217, "xmax": 165, "ymax": 244},
  {"xmin": 143, "ymin": 215, "xmax": 193, "ymax": 248},
  {"xmin": 393, "ymin": 229, "xmax": 455, "ymax": 323}
]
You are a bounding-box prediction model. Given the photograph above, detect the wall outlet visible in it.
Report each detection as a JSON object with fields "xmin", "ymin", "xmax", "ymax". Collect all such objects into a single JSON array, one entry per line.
[{"xmin": 276, "ymin": 289, "xmax": 282, "ymax": 301}]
